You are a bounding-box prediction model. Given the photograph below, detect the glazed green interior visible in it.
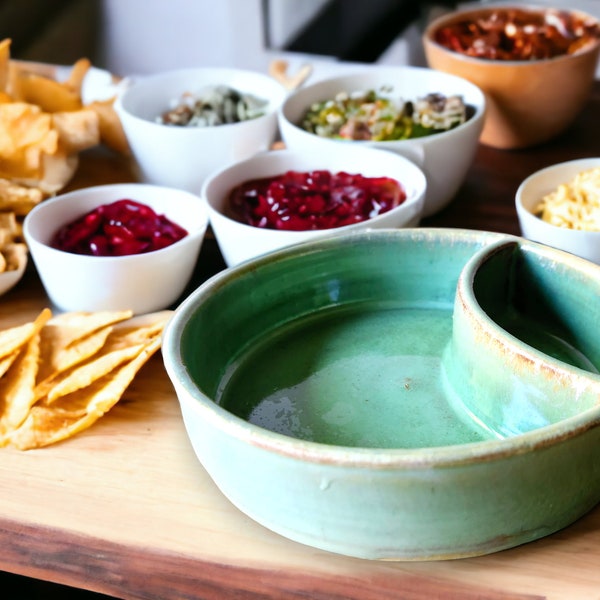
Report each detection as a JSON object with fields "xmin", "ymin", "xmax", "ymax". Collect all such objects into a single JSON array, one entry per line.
[
  {"xmin": 473, "ymin": 244, "xmax": 600, "ymax": 373},
  {"xmin": 444, "ymin": 242, "xmax": 600, "ymax": 438},
  {"xmin": 180, "ymin": 230, "xmax": 504, "ymax": 449}
]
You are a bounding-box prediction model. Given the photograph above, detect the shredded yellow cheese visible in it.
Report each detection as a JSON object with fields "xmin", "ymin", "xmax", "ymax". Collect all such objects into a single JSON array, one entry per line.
[{"xmin": 535, "ymin": 167, "xmax": 600, "ymax": 231}]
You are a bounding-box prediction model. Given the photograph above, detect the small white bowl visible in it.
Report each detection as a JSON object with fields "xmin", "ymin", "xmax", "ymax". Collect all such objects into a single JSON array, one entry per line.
[
  {"xmin": 516, "ymin": 158, "xmax": 600, "ymax": 264},
  {"xmin": 23, "ymin": 183, "xmax": 209, "ymax": 314},
  {"xmin": 202, "ymin": 146, "xmax": 427, "ymax": 267},
  {"xmin": 278, "ymin": 66, "xmax": 485, "ymax": 217},
  {"xmin": 114, "ymin": 67, "xmax": 287, "ymax": 193}
]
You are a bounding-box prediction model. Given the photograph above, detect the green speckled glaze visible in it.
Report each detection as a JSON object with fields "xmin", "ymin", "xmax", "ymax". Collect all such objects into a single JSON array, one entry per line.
[
  {"xmin": 218, "ymin": 305, "xmax": 491, "ymax": 448},
  {"xmin": 446, "ymin": 241, "xmax": 600, "ymax": 439},
  {"xmin": 163, "ymin": 228, "xmax": 600, "ymax": 561}
]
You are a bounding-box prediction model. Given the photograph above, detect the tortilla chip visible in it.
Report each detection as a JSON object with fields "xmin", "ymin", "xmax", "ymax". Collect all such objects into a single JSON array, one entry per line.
[
  {"xmin": 12, "ymin": 71, "xmax": 83, "ymax": 113},
  {"xmin": 87, "ymin": 97, "xmax": 130, "ymax": 155},
  {"xmin": 64, "ymin": 58, "xmax": 92, "ymax": 95},
  {"xmin": 46, "ymin": 342, "xmax": 147, "ymax": 403},
  {"xmin": 42, "ymin": 311, "xmax": 171, "ymax": 402},
  {"xmin": 0, "ymin": 39, "xmax": 10, "ymax": 92},
  {"xmin": 2, "ymin": 242, "xmax": 26, "ymax": 269},
  {"xmin": 0, "ymin": 178, "xmax": 44, "ymax": 211},
  {"xmin": 0, "ymin": 350, "xmax": 18, "ymax": 377},
  {"xmin": 35, "ymin": 309, "xmax": 134, "ymax": 390},
  {"xmin": 0, "ymin": 308, "xmax": 51, "ymax": 360},
  {"xmin": 106, "ymin": 310, "xmax": 172, "ymax": 349},
  {"xmin": 0, "ymin": 331, "xmax": 41, "ymax": 433},
  {"xmin": 7, "ymin": 337, "xmax": 161, "ymax": 449},
  {"xmin": 52, "ymin": 108, "xmax": 100, "ymax": 153}
]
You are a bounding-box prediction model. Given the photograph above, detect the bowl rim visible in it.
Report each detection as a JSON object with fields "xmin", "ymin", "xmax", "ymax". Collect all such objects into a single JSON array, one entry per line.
[
  {"xmin": 516, "ymin": 157, "xmax": 600, "ymax": 237},
  {"xmin": 278, "ymin": 64, "xmax": 487, "ymax": 146},
  {"xmin": 201, "ymin": 147, "xmax": 427, "ymax": 236},
  {"xmin": 115, "ymin": 66, "xmax": 287, "ymax": 130},
  {"xmin": 23, "ymin": 182, "xmax": 210, "ymax": 262},
  {"xmin": 422, "ymin": 4, "xmax": 600, "ymax": 67},
  {"xmin": 162, "ymin": 227, "xmax": 600, "ymax": 470}
]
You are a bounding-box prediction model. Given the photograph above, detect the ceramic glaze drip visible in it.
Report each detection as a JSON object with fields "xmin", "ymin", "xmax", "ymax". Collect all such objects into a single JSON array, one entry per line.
[{"xmin": 217, "ymin": 306, "xmax": 493, "ymax": 448}]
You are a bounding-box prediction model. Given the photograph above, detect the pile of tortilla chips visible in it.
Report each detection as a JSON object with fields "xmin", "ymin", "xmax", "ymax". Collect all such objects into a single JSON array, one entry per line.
[
  {"xmin": 0, "ymin": 37, "xmax": 129, "ymax": 222},
  {"xmin": 0, "ymin": 210, "xmax": 26, "ymax": 273},
  {"xmin": 0, "ymin": 307, "xmax": 171, "ymax": 450}
]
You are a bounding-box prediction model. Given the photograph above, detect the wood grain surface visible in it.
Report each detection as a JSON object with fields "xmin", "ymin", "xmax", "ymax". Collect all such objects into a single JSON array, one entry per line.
[{"xmin": 0, "ymin": 83, "xmax": 599, "ymax": 600}]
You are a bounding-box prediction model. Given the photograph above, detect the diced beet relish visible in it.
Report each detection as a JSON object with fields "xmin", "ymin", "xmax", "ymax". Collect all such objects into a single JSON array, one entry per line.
[
  {"xmin": 51, "ymin": 199, "xmax": 188, "ymax": 257},
  {"xmin": 228, "ymin": 170, "xmax": 406, "ymax": 231}
]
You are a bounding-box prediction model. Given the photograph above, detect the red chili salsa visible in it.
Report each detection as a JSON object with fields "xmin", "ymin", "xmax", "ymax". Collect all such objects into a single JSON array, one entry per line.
[
  {"xmin": 228, "ymin": 170, "xmax": 406, "ymax": 231},
  {"xmin": 434, "ymin": 8, "xmax": 600, "ymax": 60},
  {"xmin": 52, "ymin": 199, "xmax": 188, "ymax": 257}
]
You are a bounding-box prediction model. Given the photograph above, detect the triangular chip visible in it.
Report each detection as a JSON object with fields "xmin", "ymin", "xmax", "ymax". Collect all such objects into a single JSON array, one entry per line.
[
  {"xmin": 7, "ymin": 337, "xmax": 161, "ymax": 449},
  {"xmin": 36, "ymin": 309, "xmax": 133, "ymax": 384},
  {"xmin": 38, "ymin": 311, "xmax": 170, "ymax": 403},
  {"xmin": 105, "ymin": 310, "xmax": 173, "ymax": 350},
  {"xmin": 46, "ymin": 342, "xmax": 147, "ymax": 403},
  {"xmin": 64, "ymin": 58, "xmax": 91, "ymax": 95},
  {"xmin": 11, "ymin": 71, "xmax": 83, "ymax": 113},
  {"xmin": 0, "ymin": 307, "xmax": 51, "ymax": 360},
  {"xmin": 51, "ymin": 108, "xmax": 100, "ymax": 153},
  {"xmin": 0, "ymin": 39, "xmax": 10, "ymax": 93},
  {"xmin": 0, "ymin": 350, "xmax": 18, "ymax": 377},
  {"xmin": 87, "ymin": 97, "xmax": 130, "ymax": 155},
  {"xmin": 0, "ymin": 330, "xmax": 41, "ymax": 433}
]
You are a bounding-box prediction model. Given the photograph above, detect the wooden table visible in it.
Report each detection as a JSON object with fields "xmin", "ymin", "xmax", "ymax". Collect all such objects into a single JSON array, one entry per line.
[{"xmin": 1, "ymin": 83, "xmax": 599, "ymax": 600}]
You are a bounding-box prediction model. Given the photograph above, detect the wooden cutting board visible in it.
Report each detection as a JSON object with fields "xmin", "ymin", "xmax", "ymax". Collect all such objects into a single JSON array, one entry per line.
[{"xmin": 0, "ymin": 150, "xmax": 599, "ymax": 600}]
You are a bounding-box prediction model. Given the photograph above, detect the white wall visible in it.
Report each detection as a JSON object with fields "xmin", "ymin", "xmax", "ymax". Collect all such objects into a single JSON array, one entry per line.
[{"xmin": 100, "ymin": 0, "xmax": 330, "ymax": 76}]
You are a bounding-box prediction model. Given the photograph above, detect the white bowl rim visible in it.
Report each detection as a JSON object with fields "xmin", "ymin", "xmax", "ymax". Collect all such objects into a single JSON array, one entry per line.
[
  {"xmin": 516, "ymin": 157, "xmax": 600, "ymax": 238},
  {"xmin": 279, "ymin": 64, "xmax": 487, "ymax": 145},
  {"xmin": 23, "ymin": 182, "xmax": 210, "ymax": 262},
  {"xmin": 116, "ymin": 66, "xmax": 287, "ymax": 130},
  {"xmin": 202, "ymin": 148, "xmax": 427, "ymax": 236}
]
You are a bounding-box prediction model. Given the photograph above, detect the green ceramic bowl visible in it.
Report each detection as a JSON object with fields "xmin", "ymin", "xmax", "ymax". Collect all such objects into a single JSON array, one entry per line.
[{"xmin": 162, "ymin": 228, "xmax": 600, "ymax": 560}]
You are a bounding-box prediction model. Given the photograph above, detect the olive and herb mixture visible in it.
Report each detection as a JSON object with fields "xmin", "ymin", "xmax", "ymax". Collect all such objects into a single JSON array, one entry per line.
[
  {"xmin": 158, "ymin": 85, "xmax": 268, "ymax": 127},
  {"xmin": 301, "ymin": 89, "xmax": 467, "ymax": 141}
]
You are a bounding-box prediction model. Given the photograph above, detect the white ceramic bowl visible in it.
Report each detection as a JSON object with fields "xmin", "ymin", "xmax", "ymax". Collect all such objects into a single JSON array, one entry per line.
[
  {"xmin": 278, "ymin": 66, "xmax": 485, "ymax": 217},
  {"xmin": 516, "ymin": 158, "xmax": 600, "ymax": 264},
  {"xmin": 202, "ymin": 146, "xmax": 427, "ymax": 267},
  {"xmin": 114, "ymin": 67, "xmax": 287, "ymax": 193},
  {"xmin": 23, "ymin": 183, "xmax": 209, "ymax": 314}
]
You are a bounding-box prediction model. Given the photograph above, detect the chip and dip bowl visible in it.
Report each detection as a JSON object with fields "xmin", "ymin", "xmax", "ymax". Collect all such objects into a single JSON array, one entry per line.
[{"xmin": 162, "ymin": 228, "xmax": 600, "ymax": 561}]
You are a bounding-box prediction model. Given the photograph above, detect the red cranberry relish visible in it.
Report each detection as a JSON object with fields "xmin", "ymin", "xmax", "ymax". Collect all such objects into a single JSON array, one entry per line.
[
  {"xmin": 228, "ymin": 170, "xmax": 407, "ymax": 231},
  {"xmin": 51, "ymin": 199, "xmax": 188, "ymax": 257}
]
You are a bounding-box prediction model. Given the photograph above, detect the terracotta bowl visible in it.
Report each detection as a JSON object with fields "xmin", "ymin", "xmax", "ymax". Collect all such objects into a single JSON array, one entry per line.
[
  {"xmin": 162, "ymin": 228, "xmax": 600, "ymax": 560},
  {"xmin": 423, "ymin": 5, "xmax": 600, "ymax": 149}
]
